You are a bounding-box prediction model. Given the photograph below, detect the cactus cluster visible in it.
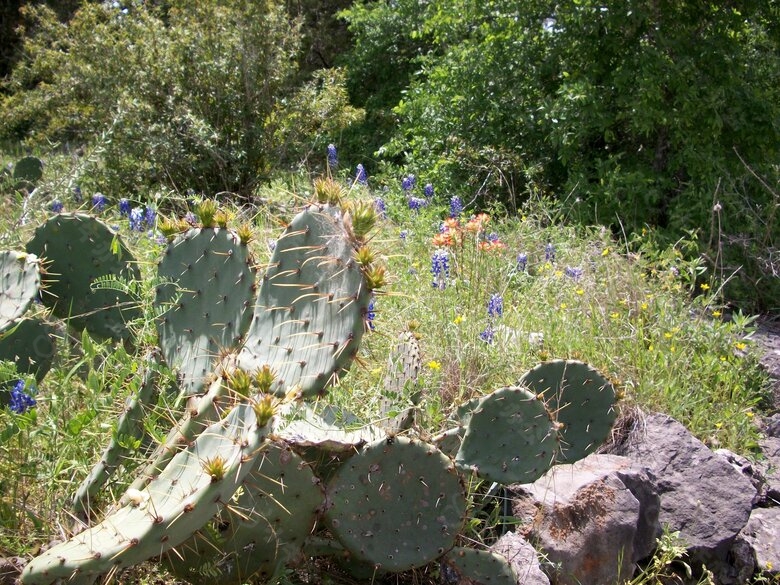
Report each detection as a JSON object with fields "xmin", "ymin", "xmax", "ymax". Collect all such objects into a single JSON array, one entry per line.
[{"xmin": 15, "ymin": 187, "xmax": 619, "ymax": 585}]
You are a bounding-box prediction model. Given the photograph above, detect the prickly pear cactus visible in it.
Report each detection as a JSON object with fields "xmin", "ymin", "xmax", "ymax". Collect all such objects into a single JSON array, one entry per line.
[
  {"xmin": 518, "ymin": 359, "xmax": 617, "ymax": 463},
  {"xmin": 378, "ymin": 330, "xmax": 423, "ymax": 434},
  {"xmin": 166, "ymin": 441, "xmax": 324, "ymax": 585},
  {"xmin": 155, "ymin": 227, "xmax": 256, "ymax": 395},
  {"xmin": 441, "ymin": 547, "xmax": 517, "ymax": 585},
  {"xmin": 0, "ymin": 251, "xmax": 41, "ymax": 332},
  {"xmin": 455, "ymin": 386, "xmax": 558, "ymax": 484},
  {"xmin": 324, "ymin": 436, "xmax": 467, "ymax": 572},
  {"xmin": 20, "ymin": 402, "xmax": 270, "ymax": 585},
  {"xmin": 26, "ymin": 214, "xmax": 141, "ymax": 341},
  {"xmin": 0, "ymin": 318, "xmax": 56, "ymax": 382},
  {"xmin": 238, "ymin": 203, "xmax": 373, "ymax": 399},
  {"xmin": 12, "ymin": 156, "xmax": 43, "ymax": 184}
]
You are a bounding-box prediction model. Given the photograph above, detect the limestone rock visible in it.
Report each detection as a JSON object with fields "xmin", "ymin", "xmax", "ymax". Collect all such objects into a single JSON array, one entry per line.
[
  {"xmin": 490, "ymin": 531, "xmax": 550, "ymax": 585},
  {"xmin": 740, "ymin": 507, "xmax": 780, "ymax": 576}
]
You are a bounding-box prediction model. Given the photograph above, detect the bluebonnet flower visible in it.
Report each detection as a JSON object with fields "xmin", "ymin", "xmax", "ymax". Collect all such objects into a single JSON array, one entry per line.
[
  {"xmin": 73, "ymin": 185, "xmax": 82, "ymax": 202},
  {"xmin": 184, "ymin": 211, "xmax": 197, "ymax": 225},
  {"xmin": 564, "ymin": 266, "xmax": 583, "ymax": 280},
  {"xmin": 268, "ymin": 239, "xmax": 277, "ymax": 252},
  {"xmin": 545, "ymin": 242, "xmax": 556, "ymax": 262},
  {"xmin": 516, "ymin": 253, "xmax": 528, "ymax": 272},
  {"xmin": 144, "ymin": 206, "xmax": 156, "ymax": 227},
  {"xmin": 408, "ymin": 197, "xmax": 427, "ymax": 212},
  {"xmin": 119, "ymin": 198, "xmax": 131, "ymax": 217},
  {"xmin": 129, "ymin": 207, "xmax": 145, "ymax": 231},
  {"xmin": 327, "ymin": 144, "xmax": 338, "ymax": 169},
  {"xmin": 401, "ymin": 174, "xmax": 416, "ymax": 191},
  {"xmin": 487, "ymin": 232, "xmax": 500, "ymax": 244},
  {"xmin": 399, "ymin": 229, "xmax": 409, "ymax": 243},
  {"xmin": 487, "ymin": 293, "xmax": 503, "ymax": 318},
  {"xmin": 449, "ymin": 196, "xmax": 463, "ymax": 218},
  {"xmin": 424, "ymin": 183, "xmax": 434, "ymax": 198},
  {"xmin": 9, "ymin": 380, "xmax": 36, "ymax": 414},
  {"xmin": 91, "ymin": 193, "xmax": 107, "ymax": 212},
  {"xmin": 479, "ymin": 324, "xmax": 495, "ymax": 344},
  {"xmin": 355, "ymin": 164, "xmax": 368, "ymax": 186},
  {"xmin": 431, "ymin": 249, "xmax": 450, "ymax": 290},
  {"xmin": 366, "ymin": 296, "xmax": 377, "ymax": 331},
  {"xmin": 50, "ymin": 199, "xmax": 63, "ymax": 213},
  {"xmin": 374, "ymin": 197, "xmax": 387, "ymax": 219}
]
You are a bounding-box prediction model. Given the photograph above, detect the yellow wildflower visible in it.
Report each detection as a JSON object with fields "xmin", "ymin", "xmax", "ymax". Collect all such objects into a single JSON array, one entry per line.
[
  {"xmin": 453, "ymin": 315, "xmax": 464, "ymax": 325},
  {"xmin": 601, "ymin": 247, "xmax": 610, "ymax": 257},
  {"xmin": 427, "ymin": 360, "xmax": 442, "ymax": 370},
  {"xmin": 712, "ymin": 310, "xmax": 722, "ymax": 318},
  {"xmin": 700, "ymin": 283, "xmax": 710, "ymax": 291}
]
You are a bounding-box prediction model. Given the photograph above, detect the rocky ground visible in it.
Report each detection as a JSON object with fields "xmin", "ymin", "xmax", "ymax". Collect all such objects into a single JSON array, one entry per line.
[{"xmin": 755, "ymin": 316, "xmax": 780, "ymax": 409}]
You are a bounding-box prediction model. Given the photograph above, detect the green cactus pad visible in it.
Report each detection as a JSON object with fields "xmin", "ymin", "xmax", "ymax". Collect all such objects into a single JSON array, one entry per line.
[
  {"xmin": 21, "ymin": 403, "xmax": 270, "ymax": 585},
  {"xmin": 13, "ymin": 156, "xmax": 43, "ymax": 184},
  {"xmin": 0, "ymin": 318, "xmax": 56, "ymax": 382},
  {"xmin": 455, "ymin": 386, "xmax": 557, "ymax": 484},
  {"xmin": 26, "ymin": 213, "xmax": 141, "ymax": 340},
  {"xmin": 274, "ymin": 402, "xmax": 383, "ymax": 453},
  {"xmin": 238, "ymin": 204, "xmax": 371, "ymax": 399},
  {"xmin": 0, "ymin": 251, "xmax": 41, "ymax": 332},
  {"xmin": 441, "ymin": 547, "xmax": 517, "ymax": 585},
  {"xmin": 155, "ymin": 227, "xmax": 256, "ymax": 395},
  {"xmin": 325, "ymin": 436, "xmax": 467, "ymax": 572},
  {"xmin": 71, "ymin": 352, "xmax": 161, "ymax": 517},
  {"xmin": 378, "ymin": 330, "xmax": 423, "ymax": 434},
  {"xmin": 518, "ymin": 360, "xmax": 617, "ymax": 463},
  {"xmin": 166, "ymin": 440, "xmax": 324, "ymax": 584}
]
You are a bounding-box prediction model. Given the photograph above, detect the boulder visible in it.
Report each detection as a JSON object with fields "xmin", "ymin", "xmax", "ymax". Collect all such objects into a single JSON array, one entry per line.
[
  {"xmin": 508, "ymin": 454, "xmax": 660, "ymax": 585},
  {"xmin": 739, "ymin": 507, "xmax": 780, "ymax": 576},
  {"xmin": 757, "ymin": 436, "xmax": 780, "ymax": 505},
  {"xmin": 490, "ymin": 531, "xmax": 550, "ymax": 585},
  {"xmin": 613, "ymin": 412, "xmax": 755, "ymax": 583}
]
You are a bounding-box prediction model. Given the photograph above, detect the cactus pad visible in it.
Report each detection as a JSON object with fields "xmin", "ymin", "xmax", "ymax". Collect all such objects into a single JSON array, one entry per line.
[
  {"xmin": 13, "ymin": 156, "xmax": 43, "ymax": 184},
  {"xmin": 238, "ymin": 204, "xmax": 371, "ymax": 398},
  {"xmin": 325, "ymin": 436, "xmax": 467, "ymax": 572},
  {"xmin": 456, "ymin": 386, "xmax": 557, "ymax": 484},
  {"xmin": 518, "ymin": 360, "xmax": 617, "ymax": 463},
  {"xmin": 378, "ymin": 330, "xmax": 423, "ymax": 434},
  {"xmin": 166, "ymin": 440, "xmax": 324, "ymax": 584},
  {"xmin": 0, "ymin": 318, "xmax": 56, "ymax": 382},
  {"xmin": 21, "ymin": 403, "xmax": 270, "ymax": 585},
  {"xmin": 441, "ymin": 547, "xmax": 517, "ymax": 585},
  {"xmin": 0, "ymin": 251, "xmax": 41, "ymax": 332},
  {"xmin": 155, "ymin": 228, "xmax": 256, "ymax": 395},
  {"xmin": 26, "ymin": 213, "xmax": 141, "ymax": 340}
]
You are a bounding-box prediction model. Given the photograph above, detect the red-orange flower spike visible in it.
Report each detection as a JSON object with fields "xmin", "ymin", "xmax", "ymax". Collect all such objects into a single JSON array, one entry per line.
[{"xmin": 432, "ymin": 232, "xmax": 454, "ymax": 247}]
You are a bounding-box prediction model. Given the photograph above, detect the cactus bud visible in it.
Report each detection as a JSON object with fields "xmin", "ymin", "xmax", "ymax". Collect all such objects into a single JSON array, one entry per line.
[
  {"xmin": 313, "ymin": 177, "xmax": 344, "ymax": 205},
  {"xmin": 202, "ymin": 455, "xmax": 228, "ymax": 482},
  {"xmin": 196, "ymin": 199, "xmax": 219, "ymax": 227},
  {"xmin": 345, "ymin": 200, "xmax": 378, "ymax": 241},
  {"xmin": 227, "ymin": 369, "xmax": 253, "ymax": 398},
  {"xmin": 364, "ymin": 264, "xmax": 387, "ymax": 291},
  {"xmin": 252, "ymin": 394, "xmax": 276, "ymax": 427},
  {"xmin": 236, "ymin": 223, "xmax": 254, "ymax": 245},
  {"xmin": 254, "ymin": 365, "xmax": 277, "ymax": 394},
  {"xmin": 354, "ymin": 245, "xmax": 376, "ymax": 267}
]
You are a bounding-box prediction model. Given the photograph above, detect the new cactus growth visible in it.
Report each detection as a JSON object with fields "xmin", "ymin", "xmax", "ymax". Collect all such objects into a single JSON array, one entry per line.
[
  {"xmin": 155, "ymin": 226, "xmax": 256, "ymax": 395},
  {"xmin": 0, "ymin": 251, "xmax": 41, "ymax": 332},
  {"xmin": 325, "ymin": 436, "xmax": 467, "ymax": 572},
  {"xmin": 21, "ymin": 402, "xmax": 271, "ymax": 585},
  {"xmin": 238, "ymin": 203, "xmax": 373, "ymax": 399},
  {"xmin": 26, "ymin": 213, "xmax": 141, "ymax": 340},
  {"xmin": 166, "ymin": 441, "xmax": 324, "ymax": 584},
  {"xmin": 518, "ymin": 359, "xmax": 617, "ymax": 463}
]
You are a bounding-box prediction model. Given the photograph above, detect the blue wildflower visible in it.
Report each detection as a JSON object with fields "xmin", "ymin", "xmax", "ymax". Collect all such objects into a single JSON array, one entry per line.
[
  {"xmin": 327, "ymin": 143, "xmax": 338, "ymax": 169},
  {"xmin": 399, "ymin": 230, "xmax": 409, "ymax": 243},
  {"xmin": 479, "ymin": 324, "xmax": 495, "ymax": 344},
  {"xmin": 129, "ymin": 207, "xmax": 144, "ymax": 231},
  {"xmin": 431, "ymin": 249, "xmax": 450, "ymax": 290},
  {"xmin": 424, "ymin": 183, "xmax": 434, "ymax": 198},
  {"xmin": 565, "ymin": 266, "xmax": 583, "ymax": 280},
  {"xmin": 144, "ymin": 206, "xmax": 156, "ymax": 227},
  {"xmin": 375, "ymin": 197, "xmax": 387, "ymax": 219},
  {"xmin": 545, "ymin": 242, "xmax": 556, "ymax": 262},
  {"xmin": 355, "ymin": 164, "xmax": 368, "ymax": 186},
  {"xmin": 487, "ymin": 232, "xmax": 500, "ymax": 243},
  {"xmin": 487, "ymin": 294, "xmax": 503, "ymax": 318},
  {"xmin": 449, "ymin": 196, "xmax": 463, "ymax": 218},
  {"xmin": 516, "ymin": 253, "xmax": 528, "ymax": 272},
  {"xmin": 408, "ymin": 196, "xmax": 427, "ymax": 212},
  {"xmin": 119, "ymin": 198, "xmax": 131, "ymax": 217},
  {"xmin": 50, "ymin": 199, "xmax": 63, "ymax": 213},
  {"xmin": 184, "ymin": 211, "xmax": 197, "ymax": 225},
  {"xmin": 268, "ymin": 239, "xmax": 277, "ymax": 252},
  {"xmin": 401, "ymin": 174, "xmax": 416, "ymax": 191},
  {"xmin": 366, "ymin": 296, "xmax": 377, "ymax": 331},
  {"xmin": 91, "ymin": 193, "xmax": 107, "ymax": 212},
  {"xmin": 9, "ymin": 380, "xmax": 36, "ymax": 414},
  {"xmin": 73, "ymin": 185, "xmax": 82, "ymax": 202}
]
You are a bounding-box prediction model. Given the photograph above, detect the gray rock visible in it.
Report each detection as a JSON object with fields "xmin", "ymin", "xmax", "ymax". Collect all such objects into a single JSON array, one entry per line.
[
  {"xmin": 714, "ymin": 448, "xmax": 764, "ymax": 506},
  {"xmin": 613, "ymin": 412, "xmax": 755, "ymax": 583},
  {"xmin": 740, "ymin": 507, "xmax": 780, "ymax": 576},
  {"xmin": 758, "ymin": 436, "xmax": 780, "ymax": 505},
  {"xmin": 490, "ymin": 532, "xmax": 550, "ymax": 585},
  {"xmin": 509, "ymin": 454, "xmax": 660, "ymax": 585}
]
